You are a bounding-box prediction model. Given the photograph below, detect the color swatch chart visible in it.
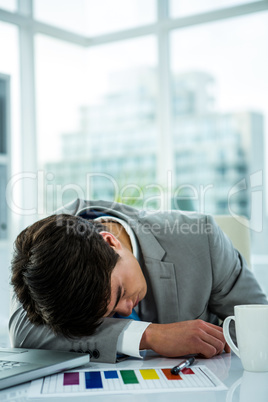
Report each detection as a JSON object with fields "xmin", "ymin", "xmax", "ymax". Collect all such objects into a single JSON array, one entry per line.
[{"xmin": 29, "ymin": 365, "xmax": 226, "ymax": 397}]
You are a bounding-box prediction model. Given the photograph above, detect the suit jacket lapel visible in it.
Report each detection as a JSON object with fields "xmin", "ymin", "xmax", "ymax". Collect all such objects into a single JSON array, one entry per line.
[{"xmin": 141, "ymin": 257, "xmax": 180, "ymax": 324}]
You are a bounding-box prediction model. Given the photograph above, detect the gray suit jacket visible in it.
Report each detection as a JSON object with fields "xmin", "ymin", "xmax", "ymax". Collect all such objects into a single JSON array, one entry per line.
[{"xmin": 9, "ymin": 199, "xmax": 268, "ymax": 363}]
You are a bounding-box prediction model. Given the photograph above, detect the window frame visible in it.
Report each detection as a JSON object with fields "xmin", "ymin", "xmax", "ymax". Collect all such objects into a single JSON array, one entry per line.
[{"xmin": 0, "ymin": 0, "xmax": 267, "ymax": 224}]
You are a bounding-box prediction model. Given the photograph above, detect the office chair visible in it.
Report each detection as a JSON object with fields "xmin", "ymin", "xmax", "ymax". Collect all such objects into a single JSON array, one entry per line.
[{"xmin": 214, "ymin": 215, "xmax": 251, "ymax": 269}]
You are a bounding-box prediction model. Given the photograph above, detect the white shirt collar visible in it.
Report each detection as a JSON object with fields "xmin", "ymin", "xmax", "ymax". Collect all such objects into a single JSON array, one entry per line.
[{"xmin": 94, "ymin": 215, "xmax": 138, "ymax": 259}]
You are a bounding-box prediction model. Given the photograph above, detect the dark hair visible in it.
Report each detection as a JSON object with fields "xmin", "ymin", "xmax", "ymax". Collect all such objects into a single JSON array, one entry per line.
[{"xmin": 11, "ymin": 214, "xmax": 119, "ymax": 337}]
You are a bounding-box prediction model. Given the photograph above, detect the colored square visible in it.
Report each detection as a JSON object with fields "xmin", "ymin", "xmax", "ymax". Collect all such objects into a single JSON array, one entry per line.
[
  {"xmin": 63, "ymin": 372, "xmax": 79, "ymax": 386},
  {"xmin": 120, "ymin": 370, "xmax": 139, "ymax": 384},
  {"xmin": 182, "ymin": 368, "xmax": 194, "ymax": 375},
  {"xmin": 104, "ymin": 370, "xmax": 119, "ymax": 379},
  {"xmin": 162, "ymin": 368, "xmax": 182, "ymax": 380},
  {"xmin": 140, "ymin": 369, "xmax": 159, "ymax": 380},
  {"xmin": 85, "ymin": 371, "xmax": 103, "ymax": 389}
]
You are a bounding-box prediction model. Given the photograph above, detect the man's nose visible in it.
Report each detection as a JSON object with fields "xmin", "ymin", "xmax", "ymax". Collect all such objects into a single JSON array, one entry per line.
[{"xmin": 116, "ymin": 299, "xmax": 133, "ymax": 317}]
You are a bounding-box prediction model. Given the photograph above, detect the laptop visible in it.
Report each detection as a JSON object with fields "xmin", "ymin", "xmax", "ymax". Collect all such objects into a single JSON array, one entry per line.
[{"xmin": 0, "ymin": 347, "xmax": 89, "ymax": 390}]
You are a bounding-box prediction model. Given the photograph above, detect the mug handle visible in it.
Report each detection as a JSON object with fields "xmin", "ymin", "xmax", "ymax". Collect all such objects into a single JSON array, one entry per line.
[
  {"xmin": 226, "ymin": 377, "xmax": 242, "ymax": 402},
  {"xmin": 223, "ymin": 316, "xmax": 240, "ymax": 357}
]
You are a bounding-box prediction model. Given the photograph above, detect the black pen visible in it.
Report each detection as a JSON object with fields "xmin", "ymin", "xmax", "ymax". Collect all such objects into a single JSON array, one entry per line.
[{"xmin": 171, "ymin": 357, "xmax": 195, "ymax": 375}]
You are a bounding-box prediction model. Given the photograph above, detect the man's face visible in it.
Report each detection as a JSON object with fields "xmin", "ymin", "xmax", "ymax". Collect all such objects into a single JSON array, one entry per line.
[{"xmin": 105, "ymin": 247, "xmax": 147, "ymax": 318}]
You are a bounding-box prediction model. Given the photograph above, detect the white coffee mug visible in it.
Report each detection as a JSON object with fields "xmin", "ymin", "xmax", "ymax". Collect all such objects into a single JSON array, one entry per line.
[{"xmin": 223, "ymin": 304, "xmax": 268, "ymax": 372}]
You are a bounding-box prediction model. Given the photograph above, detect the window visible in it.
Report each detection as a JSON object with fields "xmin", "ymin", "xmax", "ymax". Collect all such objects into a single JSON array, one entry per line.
[
  {"xmin": 170, "ymin": 0, "xmax": 260, "ymax": 17},
  {"xmin": 0, "ymin": 0, "xmax": 17, "ymax": 12},
  {"xmin": 34, "ymin": 0, "xmax": 156, "ymax": 36},
  {"xmin": 0, "ymin": 21, "xmax": 19, "ymax": 347},
  {"xmin": 171, "ymin": 11, "xmax": 268, "ymax": 256},
  {"xmin": 1, "ymin": 0, "xmax": 268, "ymax": 346},
  {"xmin": 0, "ymin": 76, "xmax": 9, "ymax": 240},
  {"xmin": 36, "ymin": 35, "xmax": 158, "ymax": 213}
]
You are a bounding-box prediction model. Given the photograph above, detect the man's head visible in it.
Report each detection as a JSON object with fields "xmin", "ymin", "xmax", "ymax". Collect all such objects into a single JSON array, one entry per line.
[
  {"xmin": 100, "ymin": 230, "xmax": 147, "ymax": 318},
  {"xmin": 11, "ymin": 214, "xmax": 119, "ymax": 338}
]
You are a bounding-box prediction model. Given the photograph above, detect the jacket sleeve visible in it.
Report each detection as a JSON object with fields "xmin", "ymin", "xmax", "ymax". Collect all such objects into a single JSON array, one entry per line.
[
  {"xmin": 9, "ymin": 293, "xmax": 130, "ymax": 363},
  {"xmin": 207, "ymin": 215, "xmax": 268, "ymax": 320}
]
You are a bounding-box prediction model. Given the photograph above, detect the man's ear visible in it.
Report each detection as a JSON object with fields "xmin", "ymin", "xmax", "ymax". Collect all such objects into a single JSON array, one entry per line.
[{"xmin": 99, "ymin": 231, "xmax": 122, "ymax": 250}]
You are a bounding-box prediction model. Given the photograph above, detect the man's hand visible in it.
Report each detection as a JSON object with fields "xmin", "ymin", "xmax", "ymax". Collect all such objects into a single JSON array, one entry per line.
[{"xmin": 140, "ymin": 320, "xmax": 231, "ymax": 358}]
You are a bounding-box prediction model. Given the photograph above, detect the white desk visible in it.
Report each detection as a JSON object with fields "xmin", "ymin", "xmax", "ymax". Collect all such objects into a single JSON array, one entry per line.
[{"xmin": 1, "ymin": 351, "xmax": 268, "ymax": 402}]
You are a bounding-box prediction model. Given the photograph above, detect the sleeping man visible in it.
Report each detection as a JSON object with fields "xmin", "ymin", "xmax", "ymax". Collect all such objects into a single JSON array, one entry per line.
[{"xmin": 9, "ymin": 198, "xmax": 267, "ymax": 363}]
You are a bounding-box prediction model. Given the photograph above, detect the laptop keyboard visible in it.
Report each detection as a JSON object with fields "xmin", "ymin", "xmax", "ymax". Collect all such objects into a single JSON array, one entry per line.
[{"xmin": 0, "ymin": 360, "xmax": 28, "ymax": 371}]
